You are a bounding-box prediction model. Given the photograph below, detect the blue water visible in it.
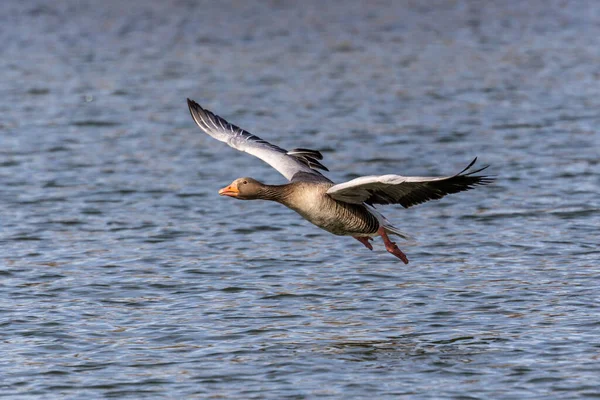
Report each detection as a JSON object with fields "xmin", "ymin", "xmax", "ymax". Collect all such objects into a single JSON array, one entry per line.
[{"xmin": 1, "ymin": 0, "xmax": 599, "ymax": 398}]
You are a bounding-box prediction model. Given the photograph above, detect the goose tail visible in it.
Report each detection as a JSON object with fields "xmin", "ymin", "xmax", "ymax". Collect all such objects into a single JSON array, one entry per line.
[{"xmin": 366, "ymin": 205, "xmax": 414, "ymax": 241}]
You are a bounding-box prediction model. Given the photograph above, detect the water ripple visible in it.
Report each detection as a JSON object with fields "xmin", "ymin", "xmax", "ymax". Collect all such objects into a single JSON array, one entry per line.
[{"xmin": 1, "ymin": 0, "xmax": 599, "ymax": 398}]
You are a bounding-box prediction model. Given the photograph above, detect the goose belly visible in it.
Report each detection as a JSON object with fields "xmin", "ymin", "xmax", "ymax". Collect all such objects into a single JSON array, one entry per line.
[{"xmin": 292, "ymin": 199, "xmax": 380, "ymax": 236}]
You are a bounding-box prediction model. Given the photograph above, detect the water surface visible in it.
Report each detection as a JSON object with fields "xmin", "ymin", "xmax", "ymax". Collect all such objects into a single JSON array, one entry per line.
[{"xmin": 1, "ymin": 1, "xmax": 599, "ymax": 398}]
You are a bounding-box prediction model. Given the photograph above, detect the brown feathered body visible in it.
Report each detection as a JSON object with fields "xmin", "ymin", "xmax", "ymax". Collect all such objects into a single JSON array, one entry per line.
[{"xmin": 238, "ymin": 180, "xmax": 381, "ymax": 236}]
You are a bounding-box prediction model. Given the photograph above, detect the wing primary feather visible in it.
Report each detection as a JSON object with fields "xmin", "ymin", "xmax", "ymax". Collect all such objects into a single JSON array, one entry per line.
[
  {"xmin": 455, "ymin": 157, "xmax": 491, "ymax": 177},
  {"xmin": 288, "ymin": 148, "xmax": 324, "ymax": 160},
  {"xmin": 286, "ymin": 149, "xmax": 329, "ymax": 171},
  {"xmin": 187, "ymin": 98, "xmax": 331, "ymax": 182},
  {"xmin": 456, "ymin": 157, "xmax": 478, "ymax": 175},
  {"xmin": 327, "ymin": 157, "xmax": 494, "ymax": 207}
]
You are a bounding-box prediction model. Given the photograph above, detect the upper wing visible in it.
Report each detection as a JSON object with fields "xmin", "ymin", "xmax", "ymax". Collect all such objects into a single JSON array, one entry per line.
[
  {"xmin": 326, "ymin": 158, "xmax": 494, "ymax": 207},
  {"xmin": 187, "ymin": 99, "xmax": 329, "ymax": 182}
]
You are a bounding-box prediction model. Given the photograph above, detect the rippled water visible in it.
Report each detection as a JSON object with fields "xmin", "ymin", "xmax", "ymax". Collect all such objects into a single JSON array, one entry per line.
[{"xmin": 2, "ymin": 0, "xmax": 599, "ymax": 398}]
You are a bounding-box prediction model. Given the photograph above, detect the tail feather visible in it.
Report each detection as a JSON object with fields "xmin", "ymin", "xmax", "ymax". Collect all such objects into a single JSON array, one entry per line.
[
  {"xmin": 366, "ymin": 204, "xmax": 414, "ymax": 241},
  {"xmin": 383, "ymin": 224, "xmax": 413, "ymax": 241}
]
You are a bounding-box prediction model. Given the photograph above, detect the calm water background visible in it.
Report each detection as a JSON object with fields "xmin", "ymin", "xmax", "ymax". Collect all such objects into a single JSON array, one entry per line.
[{"xmin": 1, "ymin": 0, "xmax": 599, "ymax": 398}]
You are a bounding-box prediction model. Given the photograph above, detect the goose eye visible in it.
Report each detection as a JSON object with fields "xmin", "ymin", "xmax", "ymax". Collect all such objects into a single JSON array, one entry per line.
[{"xmin": 243, "ymin": 180, "xmax": 248, "ymax": 184}]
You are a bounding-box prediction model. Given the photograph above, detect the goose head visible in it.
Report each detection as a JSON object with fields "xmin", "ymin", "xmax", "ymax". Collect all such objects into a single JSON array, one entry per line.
[{"xmin": 218, "ymin": 177, "xmax": 265, "ymax": 200}]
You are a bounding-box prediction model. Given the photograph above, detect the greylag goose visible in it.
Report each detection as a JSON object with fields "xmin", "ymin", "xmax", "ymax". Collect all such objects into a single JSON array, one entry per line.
[{"xmin": 187, "ymin": 98, "xmax": 493, "ymax": 263}]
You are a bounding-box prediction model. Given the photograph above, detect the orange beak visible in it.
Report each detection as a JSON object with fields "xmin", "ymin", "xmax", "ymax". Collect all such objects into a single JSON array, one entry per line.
[{"xmin": 218, "ymin": 184, "xmax": 239, "ymax": 197}]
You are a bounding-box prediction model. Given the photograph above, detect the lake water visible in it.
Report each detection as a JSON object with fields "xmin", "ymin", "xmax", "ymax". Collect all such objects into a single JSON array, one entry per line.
[{"xmin": 1, "ymin": 0, "xmax": 599, "ymax": 398}]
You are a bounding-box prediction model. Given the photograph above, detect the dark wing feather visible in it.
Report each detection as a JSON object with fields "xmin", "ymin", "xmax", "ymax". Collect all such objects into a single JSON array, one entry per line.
[
  {"xmin": 326, "ymin": 158, "xmax": 494, "ymax": 208},
  {"xmin": 287, "ymin": 148, "xmax": 329, "ymax": 171}
]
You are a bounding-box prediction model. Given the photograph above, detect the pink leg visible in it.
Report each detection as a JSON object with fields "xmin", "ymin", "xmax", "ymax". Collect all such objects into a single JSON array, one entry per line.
[
  {"xmin": 353, "ymin": 236, "xmax": 373, "ymax": 251},
  {"xmin": 378, "ymin": 227, "xmax": 409, "ymax": 264}
]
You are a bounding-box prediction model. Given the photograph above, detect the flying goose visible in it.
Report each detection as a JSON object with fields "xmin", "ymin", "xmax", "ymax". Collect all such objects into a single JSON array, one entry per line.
[{"xmin": 187, "ymin": 98, "xmax": 493, "ymax": 263}]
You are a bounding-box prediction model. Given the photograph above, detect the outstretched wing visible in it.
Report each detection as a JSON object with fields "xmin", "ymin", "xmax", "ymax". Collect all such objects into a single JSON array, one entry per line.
[
  {"xmin": 326, "ymin": 158, "xmax": 494, "ymax": 207},
  {"xmin": 187, "ymin": 99, "xmax": 329, "ymax": 182}
]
